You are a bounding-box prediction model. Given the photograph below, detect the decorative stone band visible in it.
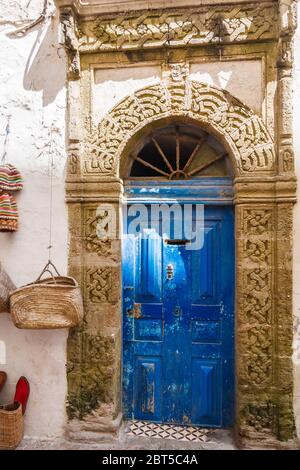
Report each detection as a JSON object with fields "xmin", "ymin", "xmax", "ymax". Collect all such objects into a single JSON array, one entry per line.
[
  {"xmin": 83, "ymin": 81, "xmax": 275, "ymax": 178},
  {"xmin": 76, "ymin": 2, "xmax": 279, "ymax": 53}
]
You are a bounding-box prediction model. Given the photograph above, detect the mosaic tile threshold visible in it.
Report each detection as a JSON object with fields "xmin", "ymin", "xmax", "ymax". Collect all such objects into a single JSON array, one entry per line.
[{"xmin": 125, "ymin": 420, "xmax": 215, "ymax": 442}]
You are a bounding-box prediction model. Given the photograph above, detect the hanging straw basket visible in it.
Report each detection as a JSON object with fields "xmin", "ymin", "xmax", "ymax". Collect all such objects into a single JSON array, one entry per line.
[
  {"xmin": 9, "ymin": 261, "xmax": 84, "ymax": 329},
  {"xmin": 0, "ymin": 262, "xmax": 16, "ymax": 313},
  {"xmin": 0, "ymin": 402, "xmax": 23, "ymax": 450}
]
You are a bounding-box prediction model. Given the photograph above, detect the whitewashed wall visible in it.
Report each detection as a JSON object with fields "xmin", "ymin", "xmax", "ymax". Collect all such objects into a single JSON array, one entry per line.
[
  {"xmin": 0, "ymin": 0, "xmax": 299, "ymax": 439},
  {"xmin": 0, "ymin": 1, "xmax": 68, "ymax": 438}
]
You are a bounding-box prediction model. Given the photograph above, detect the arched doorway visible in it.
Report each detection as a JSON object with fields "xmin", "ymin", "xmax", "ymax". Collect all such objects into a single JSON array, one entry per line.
[
  {"xmin": 66, "ymin": 79, "xmax": 296, "ymax": 444},
  {"xmin": 122, "ymin": 121, "xmax": 235, "ymax": 427}
]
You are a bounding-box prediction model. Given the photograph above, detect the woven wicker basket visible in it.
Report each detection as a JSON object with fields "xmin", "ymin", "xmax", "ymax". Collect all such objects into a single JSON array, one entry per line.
[
  {"xmin": 0, "ymin": 262, "xmax": 16, "ymax": 313},
  {"xmin": 9, "ymin": 262, "xmax": 84, "ymax": 329},
  {"xmin": 0, "ymin": 402, "xmax": 23, "ymax": 450}
]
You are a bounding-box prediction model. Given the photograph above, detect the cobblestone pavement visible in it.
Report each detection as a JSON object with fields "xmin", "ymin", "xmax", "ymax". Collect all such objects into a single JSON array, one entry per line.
[{"xmin": 18, "ymin": 425, "xmax": 236, "ymax": 450}]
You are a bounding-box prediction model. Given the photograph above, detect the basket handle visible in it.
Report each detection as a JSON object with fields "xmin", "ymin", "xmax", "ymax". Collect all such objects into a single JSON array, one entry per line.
[{"xmin": 35, "ymin": 260, "xmax": 61, "ymax": 283}]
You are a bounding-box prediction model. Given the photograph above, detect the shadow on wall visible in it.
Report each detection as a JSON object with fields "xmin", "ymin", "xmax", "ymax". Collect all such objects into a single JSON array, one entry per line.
[{"xmin": 22, "ymin": 12, "xmax": 66, "ymax": 107}]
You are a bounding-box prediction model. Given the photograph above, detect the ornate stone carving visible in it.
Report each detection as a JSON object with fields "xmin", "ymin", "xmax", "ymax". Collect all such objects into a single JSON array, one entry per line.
[
  {"xmin": 241, "ymin": 402, "xmax": 275, "ymax": 433},
  {"xmin": 84, "ymin": 118, "xmax": 120, "ymax": 174},
  {"xmin": 77, "ymin": 3, "xmax": 278, "ymax": 53},
  {"xmin": 84, "ymin": 81, "xmax": 276, "ymax": 176},
  {"xmin": 84, "ymin": 205, "xmax": 117, "ymax": 256},
  {"xmin": 86, "ymin": 267, "xmax": 119, "ymax": 303},
  {"xmin": 238, "ymin": 207, "xmax": 274, "ymax": 387},
  {"xmin": 163, "ymin": 63, "xmax": 190, "ymax": 82},
  {"xmin": 243, "ymin": 209, "xmax": 273, "ymax": 234},
  {"xmin": 281, "ymin": 148, "xmax": 294, "ymax": 173},
  {"xmin": 68, "ymin": 140, "xmax": 81, "ymax": 175},
  {"xmin": 278, "ymin": 37, "xmax": 294, "ymax": 68},
  {"xmin": 243, "ymin": 325, "xmax": 273, "ymax": 386}
]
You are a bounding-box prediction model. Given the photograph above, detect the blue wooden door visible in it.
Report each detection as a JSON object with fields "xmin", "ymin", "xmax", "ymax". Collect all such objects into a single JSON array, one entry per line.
[{"xmin": 122, "ymin": 205, "xmax": 234, "ymax": 427}]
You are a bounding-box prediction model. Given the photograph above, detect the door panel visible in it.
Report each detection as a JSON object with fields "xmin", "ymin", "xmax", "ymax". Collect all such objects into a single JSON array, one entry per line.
[
  {"xmin": 123, "ymin": 205, "xmax": 234, "ymax": 427},
  {"xmin": 136, "ymin": 230, "xmax": 162, "ymax": 301},
  {"xmin": 191, "ymin": 358, "xmax": 221, "ymax": 425},
  {"xmin": 135, "ymin": 356, "xmax": 162, "ymax": 421}
]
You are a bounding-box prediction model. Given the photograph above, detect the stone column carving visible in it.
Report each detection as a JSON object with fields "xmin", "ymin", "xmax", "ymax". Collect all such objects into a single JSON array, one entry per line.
[
  {"xmin": 236, "ymin": 192, "xmax": 296, "ymax": 446},
  {"xmin": 67, "ymin": 201, "xmax": 122, "ymax": 438},
  {"xmin": 277, "ymin": 0, "xmax": 297, "ymax": 175},
  {"xmin": 236, "ymin": 203, "xmax": 276, "ymax": 444}
]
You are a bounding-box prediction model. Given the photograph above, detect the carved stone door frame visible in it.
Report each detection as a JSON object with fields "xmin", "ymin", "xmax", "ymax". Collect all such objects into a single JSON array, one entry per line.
[
  {"xmin": 65, "ymin": 77, "xmax": 296, "ymax": 448},
  {"xmin": 59, "ymin": 0, "xmax": 298, "ymax": 448}
]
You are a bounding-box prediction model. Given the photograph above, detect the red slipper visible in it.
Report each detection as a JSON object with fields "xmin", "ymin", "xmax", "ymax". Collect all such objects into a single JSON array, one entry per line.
[
  {"xmin": 14, "ymin": 376, "xmax": 30, "ymax": 415},
  {"xmin": 0, "ymin": 371, "xmax": 7, "ymax": 393}
]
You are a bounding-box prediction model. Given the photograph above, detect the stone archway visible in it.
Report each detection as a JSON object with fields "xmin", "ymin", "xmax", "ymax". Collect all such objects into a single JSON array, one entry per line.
[
  {"xmin": 83, "ymin": 80, "xmax": 275, "ymax": 177},
  {"xmin": 66, "ymin": 77, "xmax": 296, "ymax": 447}
]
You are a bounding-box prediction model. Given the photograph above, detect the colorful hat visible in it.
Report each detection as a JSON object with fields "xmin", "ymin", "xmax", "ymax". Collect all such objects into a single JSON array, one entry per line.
[
  {"xmin": 0, "ymin": 164, "xmax": 23, "ymax": 191},
  {"xmin": 0, "ymin": 192, "xmax": 18, "ymax": 232}
]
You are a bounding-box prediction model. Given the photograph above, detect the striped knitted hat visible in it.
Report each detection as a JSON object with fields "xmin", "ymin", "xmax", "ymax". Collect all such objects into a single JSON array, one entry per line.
[
  {"xmin": 0, "ymin": 192, "xmax": 18, "ymax": 231},
  {"xmin": 0, "ymin": 164, "xmax": 23, "ymax": 191}
]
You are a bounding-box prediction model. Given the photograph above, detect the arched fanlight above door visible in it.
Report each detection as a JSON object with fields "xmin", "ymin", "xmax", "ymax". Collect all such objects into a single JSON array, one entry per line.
[{"xmin": 128, "ymin": 122, "xmax": 232, "ymax": 180}]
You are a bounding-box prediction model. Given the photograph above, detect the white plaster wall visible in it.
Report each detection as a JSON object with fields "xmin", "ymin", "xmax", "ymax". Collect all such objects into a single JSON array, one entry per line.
[
  {"xmin": 190, "ymin": 60, "xmax": 263, "ymax": 115},
  {"xmin": 293, "ymin": 0, "xmax": 300, "ymax": 439},
  {"xmin": 0, "ymin": 1, "xmax": 68, "ymax": 437},
  {"xmin": 93, "ymin": 59, "xmax": 263, "ymax": 123},
  {"xmin": 93, "ymin": 65, "xmax": 161, "ymax": 121}
]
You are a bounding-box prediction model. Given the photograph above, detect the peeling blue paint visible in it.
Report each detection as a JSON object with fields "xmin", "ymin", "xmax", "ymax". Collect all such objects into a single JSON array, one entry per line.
[{"xmin": 122, "ymin": 194, "xmax": 234, "ymax": 427}]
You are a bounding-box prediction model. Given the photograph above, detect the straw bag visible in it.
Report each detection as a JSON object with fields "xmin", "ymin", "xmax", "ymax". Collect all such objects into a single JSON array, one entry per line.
[
  {"xmin": 0, "ymin": 402, "xmax": 23, "ymax": 450},
  {"xmin": 10, "ymin": 261, "xmax": 84, "ymax": 329},
  {"xmin": 0, "ymin": 262, "xmax": 16, "ymax": 313}
]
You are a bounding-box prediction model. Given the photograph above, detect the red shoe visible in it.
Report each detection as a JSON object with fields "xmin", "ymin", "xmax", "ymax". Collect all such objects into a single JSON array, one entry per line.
[
  {"xmin": 14, "ymin": 376, "xmax": 30, "ymax": 415},
  {"xmin": 0, "ymin": 371, "xmax": 7, "ymax": 393}
]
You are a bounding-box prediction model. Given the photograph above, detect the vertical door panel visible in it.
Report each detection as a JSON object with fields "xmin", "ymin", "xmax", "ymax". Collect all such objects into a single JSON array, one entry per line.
[
  {"xmin": 123, "ymin": 205, "xmax": 234, "ymax": 427},
  {"xmin": 135, "ymin": 356, "xmax": 162, "ymax": 421}
]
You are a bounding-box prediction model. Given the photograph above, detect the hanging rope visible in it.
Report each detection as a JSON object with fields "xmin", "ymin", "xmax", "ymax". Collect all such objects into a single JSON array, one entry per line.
[
  {"xmin": 47, "ymin": 124, "xmax": 54, "ymax": 263},
  {"xmin": 1, "ymin": 115, "xmax": 11, "ymax": 163}
]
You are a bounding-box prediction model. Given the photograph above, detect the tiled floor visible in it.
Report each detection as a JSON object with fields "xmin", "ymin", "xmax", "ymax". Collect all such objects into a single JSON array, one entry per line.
[
  {"xmin": 18, "ymin": 421, "xmax": 236, "ymax": 450},
  {"xmin": 125, "ymin": 420, "xmax": 214, "ymax": 442}
]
